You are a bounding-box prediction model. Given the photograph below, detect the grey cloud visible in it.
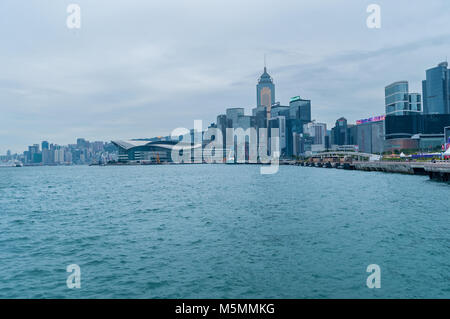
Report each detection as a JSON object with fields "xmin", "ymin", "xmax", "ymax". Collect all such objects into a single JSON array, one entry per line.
[{"xmin": 1, "ymin": 0, "xmax": 450, "ymax": 153}]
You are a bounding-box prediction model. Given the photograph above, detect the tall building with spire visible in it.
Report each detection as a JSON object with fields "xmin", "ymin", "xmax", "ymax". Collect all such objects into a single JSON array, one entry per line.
[{"xmin": 256, "ymin": 65, "xmax": 275, "ymax": 120}]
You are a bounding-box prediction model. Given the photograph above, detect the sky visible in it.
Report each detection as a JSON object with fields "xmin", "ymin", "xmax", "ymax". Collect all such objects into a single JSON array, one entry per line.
[{"xmin": 1, "ymin": 0, "xmax": 450, "ymax": 154}]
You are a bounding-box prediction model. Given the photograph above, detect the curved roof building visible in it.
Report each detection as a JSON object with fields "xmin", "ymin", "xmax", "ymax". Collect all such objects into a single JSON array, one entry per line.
[{"xmin": 112, "ymin": 139, "xmax": 201, "ymax": 163}]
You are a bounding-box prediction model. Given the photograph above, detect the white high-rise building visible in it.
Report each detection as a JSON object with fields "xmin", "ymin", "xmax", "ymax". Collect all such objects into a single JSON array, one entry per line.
[{"xmin": 303, "ymin": 121, "xmax": 327, "ymax": 153}]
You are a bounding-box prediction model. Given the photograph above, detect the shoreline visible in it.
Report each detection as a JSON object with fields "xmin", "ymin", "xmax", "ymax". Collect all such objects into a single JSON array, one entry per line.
[
  {"xmin": 300, "ymin": 160, "xmax": 450, "ymax": 182},
  {"xmin": 4, "ymin": 160, "xmax": 450, "ymax": 183}
]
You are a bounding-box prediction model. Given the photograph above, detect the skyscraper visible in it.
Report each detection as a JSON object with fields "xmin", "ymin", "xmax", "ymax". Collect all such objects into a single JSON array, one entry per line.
[
  {"xmin": 303, "ymin": 121, "xmax": 327, "ymax": 153},
  {"xmin": 216, "ymin": 114, "xmax": 228, "ymax": 160},
  {"xmin": 256, "ymin": 66, "xmax": 275, "ymax": 120},
  {"xmin": 409, "ymin": 93, "xmax": 422, "ymax": 113},
  {"xmin": 422, "ymin": 62, "xmax": 450, "ymax": 114},
  {"xmin": 385, "ymin": 81, "xmax": 421, "ymax": 116},
  {"xmin": 357, "ymin": 119, "xmax": 384, "ymax": 154},
  {"xmin": 252, "ymin": 106, "xmax": 267, "ymax": 129},
  {"xmin": 270, "ymin": 102, "xmax": 289, "ymax": 119},
  {"xmin": 41, "ymin": 141, "xmax": 49, "ymax": 150},
  {"xmin": 226, "ymin": 108, "xmax": 244, "ymax": 127},
  {"xmin": 289, "ymin": 96, "xmax": 311, "ymax": 123},
  {"xmin": 269, "ymin": 116, "xmax": 287, "ymax": 156},
  {"xmin": 332, "ymin": 117, "xmax": 348, "ymax": 145}
]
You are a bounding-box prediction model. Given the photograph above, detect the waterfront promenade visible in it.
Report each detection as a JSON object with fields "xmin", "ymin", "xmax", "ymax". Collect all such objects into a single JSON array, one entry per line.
[{"xmin": 299, "ymin": 160, "xmax": 450, "ymax": 182}]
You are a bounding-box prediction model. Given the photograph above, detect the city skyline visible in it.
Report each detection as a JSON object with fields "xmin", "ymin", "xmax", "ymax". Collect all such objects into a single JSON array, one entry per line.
[
  {"xmin": 2, "ymin": 59, "xmax": 450, "ymax": 160},
  {"xmin": 1, "ymin": 1, "xmax": 450, "ymax": 154}
]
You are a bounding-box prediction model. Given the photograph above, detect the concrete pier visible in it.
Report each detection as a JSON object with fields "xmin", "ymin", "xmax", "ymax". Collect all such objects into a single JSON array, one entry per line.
[
  {"xmin": 424, "ymin": 163, "xmax": 450, "ymax": 182},
  {"xmin": 354, "ymin": 162, "xmax": 450, "ymax": 181},
  {"xmin": 353, "ymin": 162, "xmax": 417, "ymax": 174},
  {"xmin": 301, "ymin": 160, "xmax": 450, "ymax": 182}
]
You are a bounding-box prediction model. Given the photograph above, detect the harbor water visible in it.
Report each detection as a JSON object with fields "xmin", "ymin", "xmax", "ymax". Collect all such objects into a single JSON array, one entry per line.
[{"xmin": 0, "ymin": 165, "xmax": 449, "ymax": 298}]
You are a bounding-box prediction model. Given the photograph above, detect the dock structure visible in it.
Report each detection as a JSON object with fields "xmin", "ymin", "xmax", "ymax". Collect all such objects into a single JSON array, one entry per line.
[
  {"xmin": 353, "ymin": 161, "xmax": 450, "ymax": 180},
  {"xmin": 353, "ymin": 161, "xmax": 422, "ymax": 174},
  {"xmin": 307, "ymin": 151, "xmax": 378, "ymax": 162},
  {"xmin": 423, "ymin": 163, "xmax": 450, "ymax": 182},
  {"xmin": 300, "ymin": 159, "xmax": 450, "ymax": 182}
]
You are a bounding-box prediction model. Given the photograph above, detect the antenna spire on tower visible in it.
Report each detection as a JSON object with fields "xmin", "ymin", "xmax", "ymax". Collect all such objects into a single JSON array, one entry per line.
[{"xmin": 264, "ymin": 54, "xmax": 267, "ymax": 72}]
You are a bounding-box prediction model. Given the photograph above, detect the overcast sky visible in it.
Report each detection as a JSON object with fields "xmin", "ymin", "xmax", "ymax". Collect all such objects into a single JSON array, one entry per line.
[{"xmin": 1, "ymin": 0, "xmax": 450, "ymax": 153}]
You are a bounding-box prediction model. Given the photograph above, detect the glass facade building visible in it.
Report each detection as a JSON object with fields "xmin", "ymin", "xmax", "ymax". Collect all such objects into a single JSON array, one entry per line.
[
  {"xmin": 385, "ymin": 81, "xmax": 421, "ymax": 116},
  {"xmin": 269, "ymin": 116, "xmax": 287, "ymax": 156},
  {"xmin": 385, "ymin": 81, "xmax": 409, "ymax": 116},
  {"xmin": 409, "ymin": 93, "xmax": 422, "ymax": 113},
  {"xmin": 422, "ymin": 62, "xmax": 450, "ymax": 115},
  {"xmin": 332, "ymin": 117, "xmax": 348, "ymax": 145},
  {"xmin": 385, "ymin": 114, "xmax": 450, "ymax": 140},
  {"xmin": 270, "ymin": 103, "xmax": 290, "ymax": 119},
  {"xmin": 252, "ymin": 106, "xmax": 267, "ymax": 130},
  {"xmin": 289, "ymin": 96, "xmax": 311, "ymax": 123},
  {"xmin": 226, "ymin": 108, "xmax": 244, "ymax": 127},
  {"xmin": 445, "ymin": 126, "xmax": 450, "ymax": 147},
  {"xmin": 112, "ymin": 140, "xmax": 191, "ymax": 163}
]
